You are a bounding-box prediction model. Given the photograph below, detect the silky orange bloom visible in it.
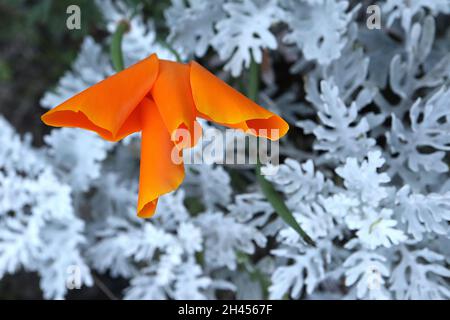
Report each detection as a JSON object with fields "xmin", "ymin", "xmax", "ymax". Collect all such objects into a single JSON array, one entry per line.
[{"xmin": 41, "ymin": 54, "xmax": 289, "ymax": 218}]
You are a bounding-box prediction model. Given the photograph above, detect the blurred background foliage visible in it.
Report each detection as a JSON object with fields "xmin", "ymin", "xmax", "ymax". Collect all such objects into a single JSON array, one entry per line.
[{"xmin": 0, "ymin": 0, "xmax": 169, "ymax": 144}]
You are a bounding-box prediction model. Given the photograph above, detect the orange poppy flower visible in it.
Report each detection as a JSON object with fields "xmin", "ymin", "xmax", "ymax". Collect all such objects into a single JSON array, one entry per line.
[{"xmin": 41, "ymin": 54, "xmax": 289, "ymax": 218}]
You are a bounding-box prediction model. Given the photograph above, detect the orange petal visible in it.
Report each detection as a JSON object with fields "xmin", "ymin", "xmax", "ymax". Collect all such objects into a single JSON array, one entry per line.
[
  {"xmin": 137, "ymin": 97, "xmax": 185, "ymax": 218},
  {"xmin": 151, "ymin": 60, "xmax": 199, "ymax": 148},
  {"xmin": 189, "ymin": 61, "xmax": 289, "ymax": 141},
  {"xmin": 41, "ymin": 54, "xmax": 159, "ymax": 142}
]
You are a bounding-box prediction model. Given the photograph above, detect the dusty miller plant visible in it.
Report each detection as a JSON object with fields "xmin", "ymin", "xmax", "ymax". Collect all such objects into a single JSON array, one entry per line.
[{"xmin": 0, "ymin": 0, "xmax": 449, "ymax": 299}]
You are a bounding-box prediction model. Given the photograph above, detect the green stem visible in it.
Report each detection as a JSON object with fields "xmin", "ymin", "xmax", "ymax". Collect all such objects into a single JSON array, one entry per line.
[
  {"xmin": 110, "ymin": 20, "xmax": 129, "ymax": 72},
  {"xmin": 247, "ymin": 59, "xmax": 260, "ymax": 100},
  {"xmin": 247, "ymin": 60, "xmax": 316, "ymax": 247}
]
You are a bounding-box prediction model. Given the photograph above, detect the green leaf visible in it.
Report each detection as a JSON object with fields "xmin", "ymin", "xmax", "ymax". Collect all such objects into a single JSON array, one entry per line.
[{"xmin": 256, "ymin": 162, "xmax": 316, "ymax": 246}]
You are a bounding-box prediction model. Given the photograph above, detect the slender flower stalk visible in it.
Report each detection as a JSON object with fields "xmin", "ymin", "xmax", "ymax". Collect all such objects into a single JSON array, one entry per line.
[
  {"xmin": 247, "ymin": 59, "xmax": 316, "ymax": 247},
  {"xmin": 110, "ymin": 20, "xmax": 129, "ymax": 72}
]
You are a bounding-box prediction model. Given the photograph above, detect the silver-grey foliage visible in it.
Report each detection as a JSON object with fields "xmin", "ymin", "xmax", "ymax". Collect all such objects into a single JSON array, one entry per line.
[{"xmin": 1, "ymin": 0, "xmax": 450, "ymax": 299}]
